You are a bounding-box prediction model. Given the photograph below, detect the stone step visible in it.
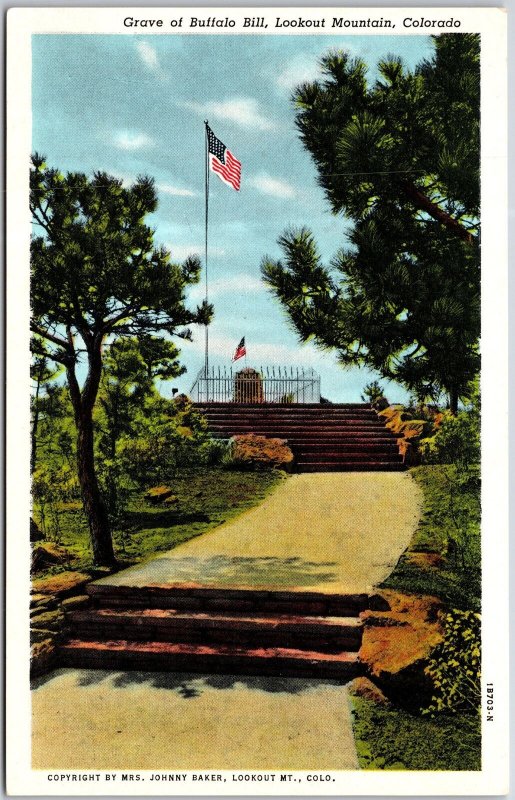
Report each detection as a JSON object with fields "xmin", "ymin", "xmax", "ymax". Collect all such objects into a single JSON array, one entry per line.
[
  {"xmin": 87, "ymin": 584, "xmax": 370, "ymax": 617},
  {"xmin": 294, "ymin": 451, "xmax": 403, "ymax": 463},
  {"xmin": 200, "ymin": 411, "xmax": 382, "ymax": 424},
  {"xmin": 270, "ymin": 438, "xmax": 398, "ymax": 448},
  {"xmin": 208, "ymin": 419, "xmax": 388, "ymax": 433},
  {"xmin": 207, "ymin": 424, "xmax": 387, "ymax": 433},
  {"xmin": 214, "ymin": 433, "xmax": 397, "ymax": 443},
  {"xmin": 66, "ymin": 609, "xmax": 363, "ymax": 653},
  {"xmin": 297, "ymin": 461, "xmax": 406, "ymax": 472},
  {"xmin": 60, "ymin": 639, "xmax": 363, "ymax": 679},
  {"xmin": 290, "ymin": 442, "xmax": 400, "ymax": 453},
  {"xmin": 195, "ymin": 403, "xmax": 372, "ymax": 410}
]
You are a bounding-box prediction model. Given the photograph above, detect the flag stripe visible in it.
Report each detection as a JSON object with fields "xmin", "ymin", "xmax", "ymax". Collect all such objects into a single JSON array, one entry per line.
[
  {"xmin": 210, "ymin": 156, "xmax": 241, "ymax": 191},
  {"xmin": 214, "ymin": 156, "xmax": 241, "ymax": 178},
  {"xmin": 207, "ymin": 125, "xmax": 241, "ymax": 191},
  {"xmin": 214, "ymin": 159, "xmax": 240, "ymax": 179}
]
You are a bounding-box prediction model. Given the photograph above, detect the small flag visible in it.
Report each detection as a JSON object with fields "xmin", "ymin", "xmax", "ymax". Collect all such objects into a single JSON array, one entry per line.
[
  {"xmin": 207, "ymin": 124, "xmax": 241, "ymax": 191},
  {"xmin": 232, "ymin": 337, "xmax": 246, "ymax": 362}
]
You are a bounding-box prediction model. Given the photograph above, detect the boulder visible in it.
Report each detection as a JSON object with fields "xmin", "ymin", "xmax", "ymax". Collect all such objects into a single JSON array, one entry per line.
[
  {"xmin": 145, "ymin": 485, "xmax": 176, "ymax": 504},
  {"xmin": 31, "ymin": 571, "xmax": 91, "ymax": 598},
  {"xmin": 228, "ymin": 434, "xmax": 294, "ymax": 472},
  {"xmin": 378, "ymin": 405, "xmax": 405, "ymax": 421},
  {"xmin": 400, "ymin": 419, "xmax": 432, "ymax": 439},
  {"xmin": 348, "ymin": 676, "xmax": 391, "ymax": 706},
  {"xmin": 31, "ymin": 542, "xmax": 75, "ymax": 574},
  {"xmin": 30, "ymin": 609, "xmax": 64, "ymax": 631},
  {"xmin": 30, "ymin": 593, "xmax": 57, "ymax": 611},
  {"xmin": 359, "ymin": 590, "xmax": 444, "ymax": 710},
  {"xmin": 60, "ymin": 594, "xmax": 90, "ymax": 611},
  {"xmin": 30, "ymin": 638, "xmax": 56, "ymax": 678},
  {"xmin": 30, "ymin": 628, "xmax": 59, "ymax": 646}
]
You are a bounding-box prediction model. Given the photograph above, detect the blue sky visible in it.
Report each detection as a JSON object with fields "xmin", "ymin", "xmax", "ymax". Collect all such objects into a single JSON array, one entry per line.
[{"xmin": 32, "ymin": 33, "xmax": 434, "ymax": 402}]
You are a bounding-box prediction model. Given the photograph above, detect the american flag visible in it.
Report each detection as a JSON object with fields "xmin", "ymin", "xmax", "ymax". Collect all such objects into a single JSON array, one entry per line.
[
  {"xmin": 232, "ymin": 337, "xmax": 246, "ymax": 362},
  {"xmin": 207, "ymin": 125, "xmax": 241, "ymax": 191}
]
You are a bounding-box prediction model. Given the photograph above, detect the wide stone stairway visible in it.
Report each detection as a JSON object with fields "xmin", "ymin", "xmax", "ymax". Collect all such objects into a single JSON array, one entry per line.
[
  {"xmin": 61, "ymin": 583, "xmax": 368, "ymax": 680},
  {"xmin": 195, "ymin": 402, "xmax": 404, "ymax": 472}
]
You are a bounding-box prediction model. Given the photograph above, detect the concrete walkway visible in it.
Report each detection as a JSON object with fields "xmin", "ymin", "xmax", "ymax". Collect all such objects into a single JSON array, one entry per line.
[
  {"xmin": 32, "ymin": 669, "xmax": 359, "ymax": 770},
  {"xmin": 97, "ymin": 472, "xmax": 422, "ymax": 594}
]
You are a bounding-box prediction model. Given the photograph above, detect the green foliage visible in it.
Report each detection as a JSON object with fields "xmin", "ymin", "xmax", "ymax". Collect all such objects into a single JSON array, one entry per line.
[
  {"xmin": 32, "ymin": 468, "xmax": 281, "ymax": 576},
  {"xmin": 118, "ymin": 395, "xmax": 221, "ymax": 488},
  {"xmin": 351, "ymin": 695, "xmax": 481, "ymax": 771},
  {"xmin": 420, "ymin": 382, "xmax": 480, "ymax": 467},
  {"xmin": 423, "ymin": 609, "xmax": 481, "ymax": 716},
  {"xmin": 262, "ymin": 35, "xmax": 480, "ymax": 406},
  {"xmin": 361, "ymin": 380, "xmax": 384, "ymax": 404},
  {"xmin": 95, "ymin": 338, "xmax": 188, "ymax": 523},
  {"xmin": 32, "ymin": 461, "xmax": 80, "ymax": 543},
  {"xmin": 381, "ymin": 465, "xmax": 480, "ymax": 610},
  {"xmin": 30, "ymin": 154, "xmax": 211, "ymax": 564}
]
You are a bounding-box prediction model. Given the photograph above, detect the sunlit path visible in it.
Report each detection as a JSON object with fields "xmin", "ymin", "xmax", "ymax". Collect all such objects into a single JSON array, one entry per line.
[{"xmin": 97, "ymin": 472, "xmax": 422, "ymax": 595}]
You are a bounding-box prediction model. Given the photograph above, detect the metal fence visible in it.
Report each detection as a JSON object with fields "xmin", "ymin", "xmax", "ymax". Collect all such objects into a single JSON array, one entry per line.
[{"xmin": 190, "ymin": 365, "xmax": 321, "ymax": 404}]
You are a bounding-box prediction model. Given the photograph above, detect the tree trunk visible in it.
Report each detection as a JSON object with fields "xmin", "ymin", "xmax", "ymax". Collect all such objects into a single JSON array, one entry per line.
[
  {"xmin": 449, "ymin": 388, "xmax": 459, "ymax": 415},
  {"xmin": 67, "ymin": 334, "xmax": 116, "ymax": 568},
  {"xmin": 30, "ymin": 398, "xmax": 40, "ymax": 475},
  {"xmin": 76, "ymin": 409, "xmax": 116, "ymax": 566}
]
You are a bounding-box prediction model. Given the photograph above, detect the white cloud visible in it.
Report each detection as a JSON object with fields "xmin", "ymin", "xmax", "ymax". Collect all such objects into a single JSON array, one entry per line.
[
  {"xmin": 188, "ymin": 273, "xmax": 263, "ymax": 302},
  {"xmin": 113, "ymin": 130, "xmax": 154, "ymax": 151},
  {"xmin": 166, "ymin": 244, "xmax": 226, "ymax": 261},
  {"xmin": 248, "ymin": 172, "xmax": 298, "ymax": 199},
  {"xmin": 184, "ymin": 329, "xmax": 323, "ymax": 368},
  {"xmin": 275, "ymin": 53, "xmax": 322, "ymax": 90},
  {"xmin": 157, "ymin": 182, "xmax": 199, "ymax": 198},
  {"xmin": 136, "ymin": 41, "xmax": 159, "ymax": 70},
  {"xmin": 181, "ymin": 97, "xmax": 274, "ymax": 131}
]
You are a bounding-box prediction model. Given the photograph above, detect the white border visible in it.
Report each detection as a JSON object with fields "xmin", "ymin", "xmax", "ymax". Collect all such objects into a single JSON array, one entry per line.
[{"xmin": 6, "ymin": 8, "xmax": 509, "ymax": 795}]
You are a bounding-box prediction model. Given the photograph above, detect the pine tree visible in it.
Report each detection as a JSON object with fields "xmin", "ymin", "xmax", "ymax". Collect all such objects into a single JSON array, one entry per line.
[
  {"xmin": 262, "ymin": 35, "xmax": 480, "ymax": 410},
  {"xmin": 30, "ymin": 155, "xmax": 211, "ymax": 565}
]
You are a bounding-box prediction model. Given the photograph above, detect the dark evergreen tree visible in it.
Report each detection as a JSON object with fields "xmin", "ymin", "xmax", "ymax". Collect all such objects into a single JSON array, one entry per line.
[
  {"xmin": 30, "ymin": 155, "xmax": 211, "ymax": 565},
  {"xmin": 262, "ymin": 35, "xmax": 480, "ymax": 410}
]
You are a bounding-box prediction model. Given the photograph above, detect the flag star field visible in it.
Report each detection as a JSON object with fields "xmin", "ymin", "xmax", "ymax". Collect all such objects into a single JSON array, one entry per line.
[{"xmin": 32, "ymin": 33, "xmax": 433, "ymax": 401}]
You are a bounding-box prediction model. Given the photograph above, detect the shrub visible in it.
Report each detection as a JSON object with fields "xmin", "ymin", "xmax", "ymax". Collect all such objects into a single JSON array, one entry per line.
[
  {"xmin": 361, "ymin": 380, "xmax": 385, "ymax": 404},
  {"xmin": 420, "ymin": 412, "xmax": 479, "ymax": 466},
  {"xmin": 117, "ymin": 395, "xmax": 221, "ymax": 487},
  {"xmin": 423, "ymin": 608, "xmax": 481, "ymax": 716},
  {"xmin": 419, "ymin": 382, "xmax": 480, "ymax": 467}
]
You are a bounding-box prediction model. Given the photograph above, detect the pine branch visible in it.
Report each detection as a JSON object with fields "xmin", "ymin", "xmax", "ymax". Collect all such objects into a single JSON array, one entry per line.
[{"xmin": 400, "ymin": 181, "xmax": 476, "ymax": 245}]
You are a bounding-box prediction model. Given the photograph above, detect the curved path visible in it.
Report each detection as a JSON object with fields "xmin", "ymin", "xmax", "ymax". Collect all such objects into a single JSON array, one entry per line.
[
  {"xmin": 98, "ymin": 472, "xmax": 422, "ymax": 595},
  {"xmin": 32, "ymin": 473, "xmax": 422, "ymax": 771}
]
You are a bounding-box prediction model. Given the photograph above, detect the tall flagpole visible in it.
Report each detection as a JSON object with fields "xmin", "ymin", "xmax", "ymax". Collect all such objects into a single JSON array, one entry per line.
[{"xmin": 204, "ymin": 120, "xmax": 210, "ymax": 376}]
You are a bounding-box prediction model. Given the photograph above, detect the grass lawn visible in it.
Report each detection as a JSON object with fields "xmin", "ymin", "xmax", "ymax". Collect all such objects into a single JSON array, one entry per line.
[
  {"xmin": 351, "ymin": 462, "xmax": 481, "ymax": 771},
  {"xmin": 33, "ymin": 467, "xmax": 283, "ymax": 579},
  {"xmin": 350, "ymin": 695, "xmax": 481, "ymax": 771},
  {"xmin": 380, "ymin": 465, "xmax": 481, "ymax": 610}
]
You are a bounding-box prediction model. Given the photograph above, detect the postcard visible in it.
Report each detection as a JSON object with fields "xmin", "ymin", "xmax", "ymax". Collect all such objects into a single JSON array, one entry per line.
[{"xmin": 6, "ymin": 6, "xmax": 509, "ymax": 795}]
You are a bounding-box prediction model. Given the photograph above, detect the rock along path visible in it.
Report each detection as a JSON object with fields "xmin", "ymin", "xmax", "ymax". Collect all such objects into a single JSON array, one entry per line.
[{"xmin": 97, "ymin": 472, "xmax": 422, "ymax": 595}]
